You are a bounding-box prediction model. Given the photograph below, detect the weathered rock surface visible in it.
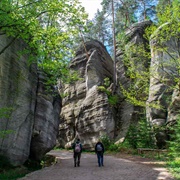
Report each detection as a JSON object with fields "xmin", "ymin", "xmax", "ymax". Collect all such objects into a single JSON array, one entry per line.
[
  {"xmin": 147, "ymin": 23, "xmax": 180, "ymax": 123},
  {"xmin": 147, "ymin": 23, "xmax": 180, "ymax": 148},
  {"xmin": 58, "ymin": 40, "xmax": 115, "ymax": 149},
  {"xmin": 0, "ymin": 35, "xmax": 37, "ymax": 165},
  {"xmin": 58, "ymin": 22, "xmax": 154, "ymax": 148},
  {"xmin": 0, "ymin": 35, "xmax": 61, "ymax": 165},
  {"xmin": 1, "ymin": 20, "xmax": 179, "ymax": 166},
  {"xmin": 115, "ymin": 21, "xmax": 152, "ymax": 142},
  {"xmin": 30, "ymin": 72, "xmax": 61, "ymax": 161},
  {"xmin": 167, "ymin": 87, "xmax": 180, "ymax": 124}
]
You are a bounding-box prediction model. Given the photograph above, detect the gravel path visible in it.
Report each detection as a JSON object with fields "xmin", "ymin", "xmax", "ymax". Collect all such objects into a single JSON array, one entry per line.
[{"xmin": 18, "ymin": 150, "xmax": 174, "ymax": 180}]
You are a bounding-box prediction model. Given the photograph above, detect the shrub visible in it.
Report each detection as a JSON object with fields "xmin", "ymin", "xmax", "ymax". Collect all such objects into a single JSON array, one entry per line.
[{"xmin": 125, "ymin": 118, "xmax": 156, "ymax": 149}]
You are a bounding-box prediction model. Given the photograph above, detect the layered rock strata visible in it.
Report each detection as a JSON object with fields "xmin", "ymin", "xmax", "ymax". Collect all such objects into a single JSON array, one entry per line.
[
  {"xmin": 58, "ymin": 40, "xmax": 114, "ymax": 149},
  {"xmin": 115, "ymin": 21, "xmax": 152, "ymax": 142}
]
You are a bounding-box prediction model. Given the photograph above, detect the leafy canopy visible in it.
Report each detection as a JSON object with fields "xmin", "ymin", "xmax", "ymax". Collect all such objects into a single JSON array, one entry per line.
[{"xmin": 0, "ymin": 0, "xmax": 88, "ymax": 83}]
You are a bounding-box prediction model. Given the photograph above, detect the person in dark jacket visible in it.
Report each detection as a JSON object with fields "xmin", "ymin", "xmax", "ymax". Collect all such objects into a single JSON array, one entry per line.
[
  {"xmin": 95, "ymin": 140, "xmax": 104, "ymax": 167},
  {"xmin": 72, "ymin": 138, "xmax": 82, "ymax": 167}
]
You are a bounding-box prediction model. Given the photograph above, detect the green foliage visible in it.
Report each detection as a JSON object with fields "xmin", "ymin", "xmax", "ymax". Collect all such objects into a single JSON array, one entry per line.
[
  {"xmin": 98, "ymin": 85, "xmax": 119, "ymax": 105},
  {"xmin": 98, "ymin": 77, "xmax": 119, "ymax": 105},
  {"xmin": 0, "ymin": 0, "xmax": 88, "ymax": 86},
  {"xmin": 0, "ymin": 107, "xmax": 14, "ymax": 138},
  {"xmin": 157, "ymin": 0, "xmax": 180, "ymax": 25},
  {"xmin": 0, "ymin": 167, "xmax": 29, "ymax": 180},
  {"xmin": 167, "ymin": 158, "xmax": 180, "ymax": 180},
  {"xmin": 0, "ymin": 130, "xmax": 14, "ymax": 138},
  {"xmin": 0, "ymin": 155, "xmax": 29, "ymax": 180},
  {"xmin": 99, "ymin": 134, "xmax": 112, "ymax": 151},
  {"xmin": 119, "ymin": 43, "xmax": 151, "ymax": 107},
  {"xmin": 108, "ymin": 94, "xmax": 119, "ymax": 105},
  {"xmin": 0, "ymin": 155, "xmax": 12, "ymax": 170},
  {"xmin": 152, "ymin": 0, "xmax": 180, "ymax": 89},
  {"xmin": 99, "ymin": 134, "xmax": 136, "ymax": 153},
  {"xmin": 0, "ymin": 107, "xmax": 13, "ymax": 118},
  {"xmin": 125, "ymin": 118, "xmax": 156, "ymax": 149},
  {"xmin": 168, "ymin": 118, "xmax": 180, "ymax": 159}
]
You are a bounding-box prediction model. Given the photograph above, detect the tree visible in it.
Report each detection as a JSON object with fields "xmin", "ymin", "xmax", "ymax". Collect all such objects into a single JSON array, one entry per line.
[
  {"xmin": 135, "ymin": 0, "xmax": 157, "ymax": 21},
  {"xmin": 0, "ymin": 0, "xmax": 88, "ymax": 84},
  {"xmin": 152, "ymin": 0, "xmax": 180, "ymax": 88}
]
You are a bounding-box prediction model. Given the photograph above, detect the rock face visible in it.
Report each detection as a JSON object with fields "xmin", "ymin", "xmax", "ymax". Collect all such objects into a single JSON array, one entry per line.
[
  {"xmin": 58, "ymin": 40, "xmax": 115, "ymax": 149},
  {"xmin": 147, "ymin": 23, "xmax": 180, "ymax": 148},
  {"xmin": 0, "ymin": 35, "xmax": 61, "ymax": 165},
  {"xmin": 58, "ymin": 22, "xmax": 154, "ymax": 148},
  {"xmin": 167, "ymin": 87, "xmax": 180, "ymax": 124},
  {"xmin": 0, "ymin": 35, "xmax": 37, "ymax": 165},
  {"xmin": 115, "ymin": 21, "xmax": 152, "ymax": 142},
  {"xmin": 30, "ymin": 72, "xmax": 61, "ymax": 161}
]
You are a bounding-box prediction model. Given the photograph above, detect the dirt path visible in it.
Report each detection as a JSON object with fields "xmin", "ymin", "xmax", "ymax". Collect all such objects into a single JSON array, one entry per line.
[{"xmin": 18, "ymin": 150, "xmax": 174, "ymax": 180}]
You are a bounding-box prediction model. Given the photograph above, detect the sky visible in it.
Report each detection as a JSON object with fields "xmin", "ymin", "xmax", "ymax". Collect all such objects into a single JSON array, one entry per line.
[{"xmin": 79, "ymin": 0, "xmax": 102, "ymax": 19}]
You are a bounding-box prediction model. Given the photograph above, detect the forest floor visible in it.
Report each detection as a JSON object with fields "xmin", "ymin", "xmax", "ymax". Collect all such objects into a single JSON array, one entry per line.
[{"xmin": 18, "ymin": 150, "xmax": 175, "ymax": 180}]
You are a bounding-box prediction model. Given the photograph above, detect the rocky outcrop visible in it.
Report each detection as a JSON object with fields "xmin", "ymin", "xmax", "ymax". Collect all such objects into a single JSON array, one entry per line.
[
  {"xmin": 58, "ymin": 22, "xmax": 154, "ymax": 148},
  {"xmin": 30, "ymin": 72, "xmax": 61, "ymax": 161},
  {"xmin": 167, "ymin": 87, "xmax": 180, "ymax": 124},
  {"xmin": 58, "ymin": 40, "xmax": 115, "ymax": 149},
  {"xmin": 0, "ymin": 35, "xmax": 61, "ymax": 165},
  {"xmin": 147, "ymin": 23, "xmax": 180, "ymax": 148},
  {"xmin": 115, "ymin": 21, "xmax": 152, "ymax": 142},
  {"xmin": 0, "ymin": 35, "xmax": 37, "ymax": 166}
]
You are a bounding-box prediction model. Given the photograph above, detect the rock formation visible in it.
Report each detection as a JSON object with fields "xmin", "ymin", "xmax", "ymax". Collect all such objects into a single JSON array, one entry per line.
[
  {"xmin": 30, "ymin": 71, "xmax": 61, "ymax": 161},
  {"xmin": 0, "ymin": 20, "xmax": 179, "ymax": 166},
  {"xmin": 147, "ymin": 23, "xmax": 180, "ymax": 148},
  {"xmin": 0, "ymin": 35, "xmax": 61, "ymax": 165},
  {"xmin": 58, "ymin": 21, "xmax": 154, "ymax": 148},
  {"xmin": 115, "ymin": 21, "xmax": 152, "ymax": 143},
  {"xmin": 0, "ymin": 35, "xmax": 37, "ymax": 165},
  {"xmin": 58, "ymin": 40, "xmax": 115, "ymax": 149}
]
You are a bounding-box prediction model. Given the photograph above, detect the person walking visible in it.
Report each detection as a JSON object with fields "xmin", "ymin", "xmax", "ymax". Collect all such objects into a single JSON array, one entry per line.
[
  {"xmin": 95, "ymin": 140, "xmax": 104, "ymax": 167},
  {"xmin": 72, "ymin": 138, "xmax": 82, "ymax": 167}
]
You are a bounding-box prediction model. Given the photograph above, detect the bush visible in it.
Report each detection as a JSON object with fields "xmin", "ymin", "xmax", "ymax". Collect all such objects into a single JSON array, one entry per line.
[
  {"xmin": 0, "ymin": 155, "xmax": 13, "ymax": 170},
  {"xmin": 100, "ymin": 135, "xmax": 112, "ymax": 151},
  {"xmin": 108, "ymin": 144, "xmax": 119, "ymax": 152},
  {"xmin": 125, "ymin": 118, "xmax": 156, "ymax": 149}
]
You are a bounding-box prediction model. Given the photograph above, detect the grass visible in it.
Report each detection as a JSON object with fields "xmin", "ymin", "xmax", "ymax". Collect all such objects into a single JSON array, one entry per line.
[
  {"xmin": 0, "ymin": 154, "xmax": 56, "ymax": 180},
  {"xmin": 167, "ymin": 158, "xmax": 180, "ymax": 180},
  {"xmin": 0, "ymin": 166, "xmax": 30, "ymax": 180}
]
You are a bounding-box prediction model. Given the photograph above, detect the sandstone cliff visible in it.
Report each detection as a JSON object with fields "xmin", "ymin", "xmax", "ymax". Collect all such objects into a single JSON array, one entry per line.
[
  {"xmin": 0, "ymin": 20, "xmax": 179, "ymax": 165},
  {"xmin": 115, "ymin": 21, "xmax": 152, "ymax": 143},
  {"xmin": 0, "ymin": 35, "xmax": 61, "ymax": 165},
  {"xmin": 58, "ymin": 21, "xmax": 154, "ymax": 149},
  {"xmin": 147, "ymin": 23, "xmax": 180, "ymax": 148},
  {"xmin": 0, "ymin": 35, "xmax": 37, "ymax": 165},
  {"xmin": 58, "ymin": 40, "xmax": 115, "ymax": 149}
]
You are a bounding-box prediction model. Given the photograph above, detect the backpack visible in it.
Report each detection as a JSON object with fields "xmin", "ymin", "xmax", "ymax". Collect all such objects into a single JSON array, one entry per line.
[
  {"xmin": 75, "ymin": 143, "xmax": 81, "ymax": 153},
  {"xmin": 96, "ymin": 144, "xmax": 102, "ymax": 152}
]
